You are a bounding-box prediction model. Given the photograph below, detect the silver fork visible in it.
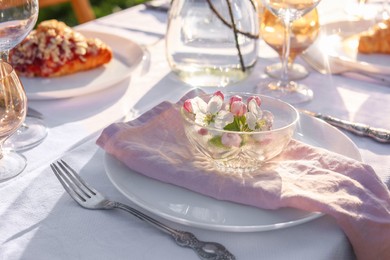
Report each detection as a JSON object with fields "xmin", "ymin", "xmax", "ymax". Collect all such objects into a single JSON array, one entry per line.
[{"xmin": 51, "ymin": 160, "xmax": 235, "ymax": 260}]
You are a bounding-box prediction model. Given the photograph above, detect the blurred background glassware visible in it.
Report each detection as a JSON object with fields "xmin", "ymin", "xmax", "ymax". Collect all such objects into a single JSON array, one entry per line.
[
  {"xmin": 344, "ymin": 0, "xmax": 386, "ymax": 20},
  {"xmin": 0, "ymin": 61, "xmax": 28, "ymax": 182},
  {"xmin": 0, "ymin": 0, "xmax": 48, "ymax": 151},
  {"xmin": 375, "ymin": 0, "xmax": 390, "ymax": 21},
  {"xmin": 259, "ymin": 6, "xmax": 320, "ymax": 80},
  {"xmin": 166, "ymin": 0, "xmax": 259, "ymax": 88},
  {"xmin": 257, "ymin": 0, "xmax": 322, "ymax": 105},
  {"xmin": 345, "ymin": 0, "xmax": 369, "ymax": 18}
]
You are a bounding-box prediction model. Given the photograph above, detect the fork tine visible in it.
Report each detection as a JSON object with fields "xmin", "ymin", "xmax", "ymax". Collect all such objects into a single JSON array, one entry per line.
[
  {"xmin": 57, "ymin": 160, "xmax": 97, "ymax": 196},
  {"xmin": 51, "ymin": 163, "xmax": 86, "ymax": 205}
]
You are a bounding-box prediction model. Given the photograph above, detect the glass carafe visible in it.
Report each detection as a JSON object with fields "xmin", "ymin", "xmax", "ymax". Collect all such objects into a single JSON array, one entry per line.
[{"xmin": 166, "ymin": 0, "xmax": 259, "ymax": 88}]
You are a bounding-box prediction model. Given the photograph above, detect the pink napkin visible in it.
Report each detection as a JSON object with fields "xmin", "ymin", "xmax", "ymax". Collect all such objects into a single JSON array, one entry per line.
[{"xmin": 97, "ymin": 93, "xmax": 390, "ymax": 260}]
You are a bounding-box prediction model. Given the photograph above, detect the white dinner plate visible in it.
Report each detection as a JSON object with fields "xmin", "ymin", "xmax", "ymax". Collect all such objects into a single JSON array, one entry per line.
[
  {"xmin": 314, "ymin": 20, "xmax": 390, "ymax": 74},
  {"xmin": 104, "ymin": 113, "xmax": 361, "ymax": 232},
  {"xmin": 21, "ymin": 30, "xmax": 143, "ymax": 100}
]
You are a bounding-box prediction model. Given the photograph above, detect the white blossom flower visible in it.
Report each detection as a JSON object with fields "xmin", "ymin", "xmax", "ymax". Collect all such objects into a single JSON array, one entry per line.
[
  {"xmin": 183, "ymin": 93, "xmax": 272, "ymax": 133},
  {"xmin": 246, "ymin": 98, "xmax": 264, "ymax": 131},
  {"xmin": 189, "ymin": 92, "xmax": 234, "ymax": 129}
]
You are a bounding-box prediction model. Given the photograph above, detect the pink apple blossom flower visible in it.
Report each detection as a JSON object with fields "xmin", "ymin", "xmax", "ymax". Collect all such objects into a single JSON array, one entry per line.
[
  {"xmin": 247, "ymin": 96, "xmax": 261, "ymax": 106},
  {"xmin": 213, "ymin": 91, "xmax": 224, "ymax": 101},
  {"xmin": 247, "ymin": 100, "xmax": 273, "ymax": 131},
  {"xmin": 261, "ymin": 110, "xmax": 274, "ymax": 130},
  {"xmin": 207, "ymin": 94, "xmax": 224, "ymax": 115},
  {"xmin": 246, "ymin": 97, "xmax": 265, "ymax": 131},
  {"xmin": 230, "ymin": 101, "xmax": 247, "ymax": 117},
  {"xmin": 229, "ymin": 95, "xmax": 242, "ymax": 106},
  {"xmin": 221, "ymin": 133, "xmax": 242, "ymax": 147},
  {"xmin": 183, "ymin": 99, "xmax": 194, "ymax": 113},
  {"xmin": 198, "ymin": 128, "xmax": 208, "ymax": 135},
  {"xmin": 183, "ymin": 96, "xmax": 204, "ymax": 114},
  {"xmin": 183, "ymin": 93, "xmax": 272, "ymax": 133}
]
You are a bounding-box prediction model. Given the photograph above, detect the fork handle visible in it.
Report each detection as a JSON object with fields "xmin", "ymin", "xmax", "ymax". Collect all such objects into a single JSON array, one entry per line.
[{"xmin": 113, "ymin": 202, "xmax": 235, "ymax": 260}]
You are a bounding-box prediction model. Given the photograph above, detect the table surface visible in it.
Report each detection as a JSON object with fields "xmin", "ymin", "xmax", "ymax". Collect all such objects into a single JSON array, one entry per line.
[{"xmin": 1, "ymin": 0, "xmax": 389, "ymax": 259}]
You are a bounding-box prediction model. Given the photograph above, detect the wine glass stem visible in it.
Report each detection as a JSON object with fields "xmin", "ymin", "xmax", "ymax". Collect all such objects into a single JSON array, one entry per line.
[
  {"xmin": 0, "ymin": 137, "xmax": 6, "ymax": 159},
  {"xmin": 280, "ymin": 20, "xmax": 292, "ymax": 85},
  {"xmin": 0, "ymin": 50, "xmax": 10, "ymax": 62}
]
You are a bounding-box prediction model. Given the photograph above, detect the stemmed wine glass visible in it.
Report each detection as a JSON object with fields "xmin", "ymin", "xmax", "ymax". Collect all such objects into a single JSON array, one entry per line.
[
  {"xmin": 257, "ymin": 0, "xmax": 322, "ymax": 104},
  {"xmin": 0, "ymin": 0, "xmax": 48, "ymax": 151},
  {"xmin": 0, "ymin": 61, "xmax": 28, "ymax": 182},
  {"xmin": 260, "ymin": 6, "xmax": 319, "ymax": 80}
]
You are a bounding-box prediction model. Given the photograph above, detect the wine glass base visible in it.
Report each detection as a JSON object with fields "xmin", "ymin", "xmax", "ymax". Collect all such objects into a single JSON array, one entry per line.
[
  {"xmin": 256, "ymin": 79, "xmax": 313, "ymax": 105},
  {"xmin": 4, "ymin": 116, "xmax": 48, "ymax": 151},
  {"xmin": 0, "ymin": 150, "xmax": 27, "ymax": 182},
  {"xmin": 265, "ymin": 62, "xmax": 309, "ymax": 81}
]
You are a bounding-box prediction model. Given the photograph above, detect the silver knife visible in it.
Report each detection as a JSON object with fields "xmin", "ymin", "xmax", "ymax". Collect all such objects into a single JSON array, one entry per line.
[{"xmin": 300, "ymin": 110, "xmax": 390, "ymax": 143}]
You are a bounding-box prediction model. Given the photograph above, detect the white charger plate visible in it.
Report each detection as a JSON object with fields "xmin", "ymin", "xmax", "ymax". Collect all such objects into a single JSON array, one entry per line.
[
  {"xmin": 22, "ymin": 30, "xmax": 143, "ymax": 100},
  {"xmin": 315, "ymin": 20, "xmax": 390, "ymax": 74},
  {"xmin": 104, "ymin": 113, "xmax": 362, "ymax": 232}
]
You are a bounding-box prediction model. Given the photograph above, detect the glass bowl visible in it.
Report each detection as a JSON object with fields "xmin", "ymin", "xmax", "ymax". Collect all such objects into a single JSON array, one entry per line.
[{"xmin": 180, "ymin": 92, "xmax": 299, "ymax": 173}]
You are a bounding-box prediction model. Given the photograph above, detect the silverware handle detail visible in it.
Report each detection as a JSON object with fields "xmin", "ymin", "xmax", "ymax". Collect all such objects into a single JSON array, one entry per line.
[
  {"xmin": 316, "ymin": 114, "xmax": 390, "ymax": 143},
  {"xmin": 114, "ymin": 202, "xmax": 235, "ymax": 260},
  {"xmin": 357, "ymin": 71, "xmax": 390, "ymax": 86}
]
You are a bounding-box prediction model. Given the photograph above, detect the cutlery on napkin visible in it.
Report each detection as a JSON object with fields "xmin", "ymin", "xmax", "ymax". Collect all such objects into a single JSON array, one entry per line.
[
  {"xmin": 301, "ymin": 48, "xmax": 390, "ymax": 86},
  {"xmin": 97, "ymin": 90, "xmax": 390, "ymax": 260},
  {"xmin": 300, "ymin": 110, "xmax": 390, "ymax": 143}
]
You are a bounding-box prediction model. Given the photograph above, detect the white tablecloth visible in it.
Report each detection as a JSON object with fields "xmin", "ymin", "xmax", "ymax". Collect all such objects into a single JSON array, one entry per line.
[{"xmin": 1, "ymin": 1, "xmax": 389, "ymax": 259}]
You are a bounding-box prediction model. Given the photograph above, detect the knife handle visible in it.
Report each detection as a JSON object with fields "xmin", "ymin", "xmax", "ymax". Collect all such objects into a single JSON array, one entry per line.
[{"xmin": 316, "ymin": 114, "xmax": 390, "ymax": 143}]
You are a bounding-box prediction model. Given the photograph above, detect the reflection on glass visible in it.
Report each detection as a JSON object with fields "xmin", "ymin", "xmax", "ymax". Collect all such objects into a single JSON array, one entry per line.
[{"xmin": 0, "ymin": 61, "xmax": 27, "ymax": 182}]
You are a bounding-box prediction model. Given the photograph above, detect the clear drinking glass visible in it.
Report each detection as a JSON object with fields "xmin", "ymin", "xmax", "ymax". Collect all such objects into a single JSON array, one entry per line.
[
  {"xmin": 345, "ymin": 0, "xmax": 388, "ymax": 19},
  {"xmin": 257, "ymin": 0, "xmax": 322, "ymax": 104},
  {"xmin": 0, "ymin": 0, "xmax": 38, "ymax": 52},
  {"xmin": 260, "ymin": 6, "xmax": 320, "ymax": 80},
  {"xmin": 0, "ymin": 61, "xmax": 27, "ymax": 182},
  {"xmin": 345, "ymin": 0, "xmax": 369, "ymax": 18},
  {"xmin": 376, "ymin": 0, "xmax": 390, "ymax": 20},
  {"xmin": 166, "ymin": 0, "xmax": 259, "ymax": 88},
  {"xmin": 0, "ymin": 0, "xmax": 48, "ymax": 151}
]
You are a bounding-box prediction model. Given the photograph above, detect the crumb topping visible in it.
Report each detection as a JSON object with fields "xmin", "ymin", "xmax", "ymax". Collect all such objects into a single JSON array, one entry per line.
[{"xmin": 10, "ymin": 20, "xmax": 107, "ymax": 77}]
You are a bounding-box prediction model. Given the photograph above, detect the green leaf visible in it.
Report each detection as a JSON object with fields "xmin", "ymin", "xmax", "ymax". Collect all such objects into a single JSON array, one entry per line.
[
  {"xmin": 224, "ymin": 121, "xmax": 240, "ymax": 131},
  {"xmin": 238, "ymin": 115, "xmax": 247, "ymax": 126},
  {"xmin": 208, "ymin": 136, "xmax": 226, "ymax": 148}
]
